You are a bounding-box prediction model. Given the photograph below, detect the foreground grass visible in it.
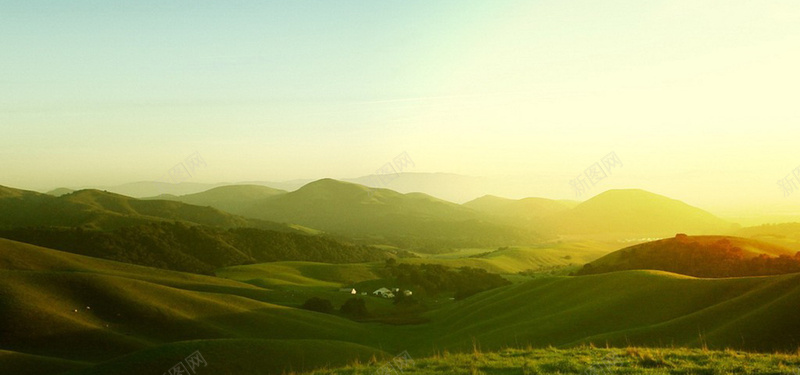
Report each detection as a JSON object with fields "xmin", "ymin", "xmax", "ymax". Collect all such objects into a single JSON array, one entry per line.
[{"xmin": 301, "ymin": 347, "xmax": 800, "ymax": 375}]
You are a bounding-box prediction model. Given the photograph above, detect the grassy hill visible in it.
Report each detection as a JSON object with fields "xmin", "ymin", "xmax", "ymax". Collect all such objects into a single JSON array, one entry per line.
[
  {"xmin": 219, "ymin": 256, "xmax": 800, "ymax": 355},
  {"xmin": 577, "ymin": 234, "xmax": 799, "ymax": 277},
  {"xmin": 399, "ymin": 242, "xmax": 614, "ymax": 274},
  {"xmin": 422, "ymin": 270, "xmax": 800, "ymax": 353},
  {"xmin": 0, "ymin": 223, "xmax": 390, "ymax": 274},
  {"xmin": 553, "ymin": 189, "xmax": 734, "ymax": 236},
  {"xmin": 239, "ymin": 179, "xmax": 547, "ymax": 249},
  {"xmin": 0, "ymin": 185, "xmax": 288, "ymax": 231},
  {"xmin": 0, "ymin": 238, "xmax": 398, "ymax": 374},
  {"xmin": 217, "ymin": 261, "xmax": 383, "ymax": 288},
  {"xmin": 4, "ymin": 238, "xmax": 800, "ymax": 374}
]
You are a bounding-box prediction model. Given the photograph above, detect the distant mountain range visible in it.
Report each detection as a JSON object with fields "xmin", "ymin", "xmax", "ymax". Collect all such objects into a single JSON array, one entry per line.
[
  {"xmin": 234, "ymin": 179, "xmax": 546, "ymax": 249},
  {"xmin": 43, "ymin": 172, "xmax": 559, "ymax": 203},
  {"xmin": 147, "ymin": 180, "xmax": 734, "ymax": 245},
  {"xmin": 47, "ymin": 180, "xmax": 308, "ymax": 200},
  {"xmin": 0, "ymin": 185, "xmax": 288, "ymax": 231},
  {"xmin": 148, "ymin": 178, "xmax": 547, "ymax": 249},
  {"xmin": 462, "ymin": 188, "xmax": 733, "ymax": 237},
  {"xmin": 7, "ymin": 180, "xmax": 739, "ymax": 250},
  {"xmin": 551, "ymin": 189, "xmax": 735, "ymax": 236}
]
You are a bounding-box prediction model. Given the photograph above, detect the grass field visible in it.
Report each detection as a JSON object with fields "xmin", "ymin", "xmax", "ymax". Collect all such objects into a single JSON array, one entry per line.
[
  {"xmin": 420, "ymin": 270, "xmax": 800, "ymax": 353},
  {"xmin": 297, "ymin": 346, "xmax": 800, "ymax": 374},
  {"xmin": 6, "ymin": 237, "xmax": 800, "ymax": 374},
  {"xmin": 402, "ymin": 241, "xmax": 616, "ymax": 274},
  {"xmin": 216, "ymin": 262, "xmax": 384, "ymax": 288},
  {"xmin": 0, "ymin": 239, "xmax": 403, "ymax": 374}
]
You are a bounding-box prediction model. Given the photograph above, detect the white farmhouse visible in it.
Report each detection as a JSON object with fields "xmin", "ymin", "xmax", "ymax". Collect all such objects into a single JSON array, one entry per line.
[{"xmin": 373, "ymin": 287, "xmax": 395, "ymax": 298}]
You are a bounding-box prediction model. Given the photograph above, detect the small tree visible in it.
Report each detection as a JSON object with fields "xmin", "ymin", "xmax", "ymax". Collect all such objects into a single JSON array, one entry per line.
[
  {"xmin": 301, "ymin": 297, "xmax": 334, "ymax": 314},
  {"xmin": 340, "ymin": 298, "xmax": 368, "ymax": 318}
]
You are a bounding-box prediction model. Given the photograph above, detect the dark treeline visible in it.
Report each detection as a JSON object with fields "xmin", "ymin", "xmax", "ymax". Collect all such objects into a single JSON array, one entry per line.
[
  {"xmin": 578, "ymin": 237, "xmax": 800, "ymax": 278},
  {"xmin": 386, "ymin": 262, "xmax": 511, "ymax": 299},
  {"xmin": 0, "ymin": 222, "xmax": 389, "ymax": 274}
]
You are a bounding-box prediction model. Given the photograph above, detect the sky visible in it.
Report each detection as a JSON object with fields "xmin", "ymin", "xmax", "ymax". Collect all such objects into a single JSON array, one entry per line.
[{"xmin": 2, "ymin": 1, "xmax": 800, "ymax": 212}]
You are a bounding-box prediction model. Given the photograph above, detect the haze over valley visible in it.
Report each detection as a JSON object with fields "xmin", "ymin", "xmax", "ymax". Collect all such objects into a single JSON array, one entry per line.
[{"xmin": 3, "ymin": 1, "xmax": 800, "ymax": 374}]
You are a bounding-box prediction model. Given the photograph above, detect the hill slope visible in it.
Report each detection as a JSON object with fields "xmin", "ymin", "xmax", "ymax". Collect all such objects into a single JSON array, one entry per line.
[
  {"xmin": 240, "ymin": 179, "xmax": 546, "ymax": 249},
  {"xmin": 4, "ymin": 238, "xmax": 800, "ymax": 374},
  {"xmin": 425, "ymin": 270, "xmax": 800, "ymax": 352},
  {"xmin": 553, "ymin": 189, "xmax": 733, "ymax": 236},
  {"xmin": 576, "ymin": 234, "xmax": 799, "ymax": 277},
  {"xmin": 0, "ymin": 223, "xmax": 389, "ymax": 274},
  {"xmin": 0, "ymin": 185, "xmax": 287, "ymax": 231},
  {"xmin": 0, "ymin": 239, "xmax": 392, "ymax": 374}
]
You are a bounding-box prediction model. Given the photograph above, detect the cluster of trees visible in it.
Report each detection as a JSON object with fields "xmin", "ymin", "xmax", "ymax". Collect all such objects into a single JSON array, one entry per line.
[
  {"xmin": 578, "ymin": 237, "xmax": 800, "ymax": 278},
  {"xmin": 0, "ymin": 222, "xmax": 388, "ymax": 274},
  {"xmin": 301, "ymin": 297, "xmax": 368, "ymax": 318},
  {"xmin": 386, "ymin": 262, "xmax": 511, "ymax": 299}
]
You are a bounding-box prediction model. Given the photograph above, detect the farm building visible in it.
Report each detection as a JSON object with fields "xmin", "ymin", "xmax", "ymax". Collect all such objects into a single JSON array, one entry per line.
[{"xmin": 372, "ymin": 287, "xmax": 395, "ymax": 298}]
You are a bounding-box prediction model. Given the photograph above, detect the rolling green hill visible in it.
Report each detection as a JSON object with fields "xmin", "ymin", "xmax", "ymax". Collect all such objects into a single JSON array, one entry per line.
[
  {"xmin": 0, "ymin": 238, "xmax": 397, "ymax": 374},
  {"xmin": 553, "ymin": 189, "xmax": 734, "ymax": 236},
  {"xmin": 0, "ymin": 223, "xmax": 390, "ymax": 274},
  {"xmin": 0, "ymin": 185, "xmax": 288, "ymax": 231},
  {"xmin": 423, "ymin": 270, "xmax": 800, "ymax": 353},
  {"xmin": 239, "ymin": 179, "xmax": 547, "ymax": 249},
  {"xmin": 4, "ymin": 237, "xmax": 800, "ymax": 374},
  {"xmin": 398, "ymin": 242, "xmax": 612, "ymax": 274},
  {"xmin": 577, "ymin": 234, "xmax": 799, "ymax": 277},
  {"xmin": 217, "ymin": 261, "xmax": 383, "ymax": 288}
]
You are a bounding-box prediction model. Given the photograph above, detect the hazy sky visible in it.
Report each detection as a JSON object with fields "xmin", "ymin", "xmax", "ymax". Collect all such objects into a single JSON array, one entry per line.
[{"xmin": 2, "ymin": 1, "xmax": 799, "ymax": 210}]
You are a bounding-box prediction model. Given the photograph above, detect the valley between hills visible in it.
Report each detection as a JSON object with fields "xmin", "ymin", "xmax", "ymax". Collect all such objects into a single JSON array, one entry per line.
[{"xmin": 2, "ymin": 179, "xmax": 800, "ymax": 374}]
